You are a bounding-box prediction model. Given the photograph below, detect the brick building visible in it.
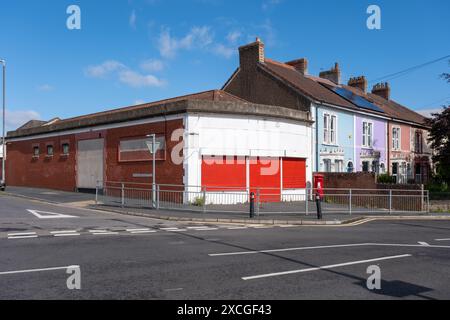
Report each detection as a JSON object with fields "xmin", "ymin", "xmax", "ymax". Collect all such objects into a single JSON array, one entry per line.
[{"xmin": 5, "ymin": 90, "xmax": 313, "ymax": 201}]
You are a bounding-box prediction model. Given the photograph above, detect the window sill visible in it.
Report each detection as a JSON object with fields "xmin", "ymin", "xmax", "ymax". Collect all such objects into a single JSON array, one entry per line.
[{"xmin": 322, "ymin": 143, "xmax": 339, "ymax": 147}]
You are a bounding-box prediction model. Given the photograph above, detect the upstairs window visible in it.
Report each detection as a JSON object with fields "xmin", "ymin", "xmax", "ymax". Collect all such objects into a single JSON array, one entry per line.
[
  {"xmin": 47, "ymin": 145, "xmax": 54, "ymax": 156},
  {"xmin": 33, "ymin": 146, "xmax": 39, "ymax": 157},
  {"xmin": 362, "ymin": 121, "xmax": 373, "ymax": 148},
  {"xmin": 392, "ymin": 127, "xmax": 400, "ymax": 150},
  {"xmin": 323, "ymin": 114, "xmax": 337, "ymax": 145},
  {"xmin": 415, "ymin": 131, "xmax": 423, "ymax": 153},
  {"xmin": 62, "ymin": 143, "xmax": 70, "ymax": 155}
]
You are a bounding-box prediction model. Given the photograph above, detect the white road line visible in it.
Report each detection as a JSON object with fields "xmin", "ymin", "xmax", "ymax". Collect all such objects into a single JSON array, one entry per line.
[
  {"xmin": 8, "ymin": 235, "xmax": 38, "ymax": 240},
  {"xmin": 278, "ymin": 225, "xmax": 298, "ymax": 228},
  {"xmin": 0, "ymin": 265, "xmax": 79, "ymax": 276},
  {"xmin": 418, "ymin": 241, "xmax": 430, "ymax": 246},
  {"xmin": 89, "ymin": 230, "xmax": 108, "ymax": 233},
  {"xmin": 130, "ymin": 230, "xmax": 157, "ymax": 234},
  {"xmin": 27, "ymin": 209, "xmax": 77, "ymax": 219},
  {"xmin": 50, "ymin": 230, "xmax": 79, "ymax": 234},
  {"xmin": 242, "ymin": 254, "xmax": 412, "ymax": 280},
  {"xmin": 227, "ymin": 227, "xmax": 248, "ymax": 230},
  {"xmin": 92, "ymin": 232, "xmax": 119, "ymax": 235},
  {"xmin": 192, "ymin": 228, "xmax": 218, "ymax": 231},
  {"xmin": 126, "ymin": 228, "xmax": 150, "ymax": 232},
  {"xmin": 8, "ymin": 232, "xmax": 37, "ymax": 236},
  {"xmin": 252, "ymin": 226, "xmax": 273, "ymax": 229},
  {"xmin": 187, "ymin": 226, "xmax": 210, "ymax": 229},
  {"xmin": 53, "ymin": 233, "xmax": 81, "ymax": 237},
  {"xmin": 209, "ymin": 243, "xmax": 370, "ymax": 257},
  {"xmin": 435, "ymin": 238, "xmax": 450, "ymax": 241},
  {"xmin": 160, "ymin": 227, "xmax": 182, "ymax": 231}
]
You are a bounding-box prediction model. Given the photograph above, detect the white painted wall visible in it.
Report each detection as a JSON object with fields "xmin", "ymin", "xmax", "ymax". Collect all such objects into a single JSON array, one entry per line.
[{"xmin": 184, "ymin": 112, "xmax": 313, "ymax": 195}]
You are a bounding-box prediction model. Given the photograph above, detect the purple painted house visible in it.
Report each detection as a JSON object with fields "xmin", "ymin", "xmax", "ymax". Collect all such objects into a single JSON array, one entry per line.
[{"xmin": 355, "ymin": 115, "xmax": 387, "ymax": 173}]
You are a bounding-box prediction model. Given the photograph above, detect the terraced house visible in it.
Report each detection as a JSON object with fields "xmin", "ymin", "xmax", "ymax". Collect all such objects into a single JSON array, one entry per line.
[{"xmin": 223, "ymin": 38, "xmax": 431, "ymax": 183}]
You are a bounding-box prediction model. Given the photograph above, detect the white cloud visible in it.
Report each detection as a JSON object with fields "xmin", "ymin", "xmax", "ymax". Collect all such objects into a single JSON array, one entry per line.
[
  {"xmin": 416, "ymin": 108, "xmax": 444, "ymax": 117},
  {"xmin": 262, "ymin": 0, "xmax": 282, "ymax": 11},
  {"xmin": 129, "ymin": 10, "xmax": 137, "ymax": 29},
  {"xmin": 134, "ymin": 99, "xmax": 146, "ymax": 105},
  {"xmin": 37, "ymin": 84, "xmax": 54, "ymax": 92},
  {"xmin": 226, "ymin": 30, "xmax": 242, "ymax": 44},
  {"xmin": 85, "ymin": 60, "xmax": 125, "ymax": 78},
  {"xmin": 118, "ymin": 70, "xmax": 166, "ymax": 88},
  {"xmin": 158, "ymin": 26, "xmax": 214, "ymax": 58},
  {"xmin": 140, "ymin": 59, "xmax": 164, "ymax": 72},
  {"xmin": 5, "ymin": 109, "xmax": 41, "ymax": 131},
  {"xmin": 85, "ymin": 60, "xmax": 165, "ymax": 88},
  {"xmin": 213, "ymin": 43, "xmax": 235, "ymax": 59}
]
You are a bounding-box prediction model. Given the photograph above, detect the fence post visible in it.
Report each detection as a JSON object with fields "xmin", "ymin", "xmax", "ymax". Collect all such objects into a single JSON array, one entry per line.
[
  {"xmin": 349, "ymin": 189, "xmax": 352, "ymax": 215},
  {"xmin": 421, "ymin": 184, "xmax": 424, "ymax": 213},
  {"xmin": 121, "ymin": 183, "xmax": 125, "ymax": 208},
  {"xmin": 202, "ymin": 187, "xmax": 206, "ymax": 214},
  {"xmin": 256, "ymin": 188, "xmax": 260, "ymax": 216},
  {"xmin": 426, "ymin": 190, "xmax": 430, "ymax": 215},
  {"xmin": 389, "ymin": 189, "xmax": 392, "ymax": 214},
  {"xmin": 305, "ymin": 186, "xmax": 308, "ymax": 216},
  {"xmin": 156, "ymin": 184, "xmax": 160, "ymax": 210}
]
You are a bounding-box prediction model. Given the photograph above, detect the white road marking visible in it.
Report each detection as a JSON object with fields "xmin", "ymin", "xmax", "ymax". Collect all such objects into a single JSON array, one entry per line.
[
  {"xmin": 187, "ymin": 226, "xmax": 211, "ymax": 229},
  {"xmin": 53, "ymin": 233, "xmax": 81, "ymax": 237},
  {"xmin": 130, "ymin": 230, "xmax": 157, "ymax": 234},
  {"xmin": 242, "ymin": 254, "xmax": 412, "ymax": 280},
  {"xmin": 160, "ymin": 227, "xmax": 182, "ymax": 231},
  {"xmin": 164, "ymin": 288, "xmax": 184, "ymax": 292},
  {"xmin": 209, "ymin": 243, "xmax": 370, "ymax": 257},
  {"xmin": 8, "ymin": 235, "xmax": 38, "ymax": 240},
  {"xmin": 89, "ymin": 229, "xmax": 108, "ymax": 233},
  {"xmin": 278, "ymin": 225, "xmax": 298, "ymax": 228},
  {"xmin": 210, "ymin": 242, "xmax": 450, "ymax": 257},
  {"xmin": 226, "ymin": 227, "xmax": 248, "ymax": 230},
  {"xmin": 125, "ymin": 228, "xmax": 150, "ymax": 232},
  {"xmin": 252, "ymin": 226, "xmax": 273, "ymax": 229},
  {"xmin": 0, "ymin": 265, "xmax": 79, "ymax": 276},
  {"xmin": 418, "ymin": 241, "xmax": 430, "ymax": 246},
  {"xmin": 435, "ymin": 238, "xmax": 450, "ymax": 241},
  {"xmin": 50, "ymin": 230, "xmax": 79, "ymax": 234},
  {"xmin": 27, "ymin": 209, "xmax": 77, "ymax": 219},
  {"xmin": 92, "ymin": 232, "xmax": 119, "ymax": 235},
  {"xmin": 8, "ymin": 232, "xmax": 37, "ymax": 236}
]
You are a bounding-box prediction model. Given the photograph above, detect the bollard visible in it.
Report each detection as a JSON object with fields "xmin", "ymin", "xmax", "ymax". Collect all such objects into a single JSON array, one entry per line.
[
  {"xmin": 315, "ymin": 192, "xmax": 322, "ymax": 220},
  {"xmin": 249, "ymin": 192, "xmax": 255, "ymax": 218}
]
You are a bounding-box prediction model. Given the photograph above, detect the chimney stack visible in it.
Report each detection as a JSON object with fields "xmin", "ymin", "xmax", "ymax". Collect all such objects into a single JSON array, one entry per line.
[
  {"xmin": 286, "ymin": 58, "xmax": 308, "ymax": 75},
  {"xmin": 348, "ymin": 76, "xmax": 368, "ymax": 93},
  {"xmin": 371, "ymin": 82, "xmax": 391, "ymax": 100},
  {"xmin": 319, "ymin": 62, "xmax": 341, "ymax": 84},
  {"xmin": 238, "ymin": 37, "xmax": 265, "ymax": 71}
]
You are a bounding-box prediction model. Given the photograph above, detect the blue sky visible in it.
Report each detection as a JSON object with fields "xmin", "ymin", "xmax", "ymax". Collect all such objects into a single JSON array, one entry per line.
[{"xmin": 0, "ymin": 0, "xmax": 449, "ymax": 130}]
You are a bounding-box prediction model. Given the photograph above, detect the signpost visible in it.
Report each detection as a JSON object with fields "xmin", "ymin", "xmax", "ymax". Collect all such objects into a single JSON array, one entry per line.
[{"xmin": 145, "ymin": 134, "xmax": 157, "ymax": 208}]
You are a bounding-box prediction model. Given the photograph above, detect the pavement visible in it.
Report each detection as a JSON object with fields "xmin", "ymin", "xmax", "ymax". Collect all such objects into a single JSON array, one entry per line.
[
  {"xmin": 3, "ymin": 186, "xmax": 448, "ymax": 226},
  {"xmin": 1, "ymin": 192, "xmax": 450, "ymax": 299}
]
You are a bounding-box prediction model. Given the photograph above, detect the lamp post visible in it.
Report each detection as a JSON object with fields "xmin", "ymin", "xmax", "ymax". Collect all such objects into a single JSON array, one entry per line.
[
  {"xmin": 0, "ymin": 59, "xmax": 5, "ymax": 191},
  {"xmin": 146, "ymin": 134, "xmax": 156, "ymax": 208}
]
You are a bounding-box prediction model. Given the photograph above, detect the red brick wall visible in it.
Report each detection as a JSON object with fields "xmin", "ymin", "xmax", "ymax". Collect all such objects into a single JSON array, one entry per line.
[
  {"xmin": 105, "ymin": 119, "xmax": 184, "ymax": 186},
  {"xmin": 6, "ymin": 135, "xmax": 77, "ymax": 191},
  {"xmin": 6, "ymin": 118, "xmax": 185, "ymax": 191}
]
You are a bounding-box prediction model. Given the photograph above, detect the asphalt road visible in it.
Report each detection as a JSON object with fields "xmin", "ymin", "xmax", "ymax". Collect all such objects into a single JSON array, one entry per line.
[{"xmin": 1, "ymin": 194, "xmax": 450, "ymax": 300}]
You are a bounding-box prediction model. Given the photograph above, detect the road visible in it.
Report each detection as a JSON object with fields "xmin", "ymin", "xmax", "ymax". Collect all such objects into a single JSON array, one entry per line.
[{"xmin": 1, "ymin": 193, "xmax": 450, "ymax": 300}]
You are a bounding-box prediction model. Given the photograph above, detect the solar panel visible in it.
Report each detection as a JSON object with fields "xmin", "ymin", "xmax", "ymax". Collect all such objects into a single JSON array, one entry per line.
[{"xmin": 329, "ymin": 86, "xmax": 385, "ymax": 113}]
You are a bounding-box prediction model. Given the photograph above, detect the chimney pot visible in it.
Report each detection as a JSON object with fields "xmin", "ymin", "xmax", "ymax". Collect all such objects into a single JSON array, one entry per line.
[
  {"xmin": 347, "ymin": 76, "xmax": 368, "ymax": 93},
  {"xmin": 319, "ymin": 62, "xmax": 341, "ymax": 84},
  {"xmin": 372, "ymin": 82, "xmax": 391, "ymax": 100},
  {"xmin": 286, "ymin": 58, "xmax": 308, "ymax": 75}
]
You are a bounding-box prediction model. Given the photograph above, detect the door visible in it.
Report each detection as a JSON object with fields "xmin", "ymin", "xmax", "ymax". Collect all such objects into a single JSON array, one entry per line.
[
  {"xmin": 250, "ymin": 157, "xmax": 281, "ymax": 202},
  {"xmin": 77, "ymin": 139, "xmax": 104, "ymax": 190}
]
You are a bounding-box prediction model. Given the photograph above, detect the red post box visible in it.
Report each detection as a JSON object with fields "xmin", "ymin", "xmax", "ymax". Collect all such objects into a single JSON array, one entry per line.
[{"xmin": 313, "ymin": 174, "xmax": 324, "ymax": 200}]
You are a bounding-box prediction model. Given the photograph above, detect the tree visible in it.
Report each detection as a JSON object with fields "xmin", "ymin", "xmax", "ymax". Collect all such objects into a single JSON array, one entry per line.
[{"xmin": 427, "ymin": 60, "xmax": 450, "ymax": 185}]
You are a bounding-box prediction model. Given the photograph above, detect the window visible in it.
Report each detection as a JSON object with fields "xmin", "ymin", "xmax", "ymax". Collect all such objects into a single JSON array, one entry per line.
[
  {"xmin": 323, "ymin": 114, "xmax": 337, "ymax": 145},
  {"xmin": 362, "ymin": 161, "xmax": 370, "ymax": 172},
  {"xmin": 119, "ymin": 136, "xmax": 166, "ymax": 162},
  {"xmin": 335, "ymin": 160, "xmax": 343, "ymax": 172},
  {"xmin": 362, "ymin": 121, "xmax": 373, "ymax": 147},
  {"xmin": 415, "ymin": 131, "xmax": 423, "ymax": 153},
  {"xmin": 62, "ymin": 143, "xmax": 70, "ymax": 155},
  {"xmin": 372, "ymin": 160, "xmax": 379, "ymax": 173},
  {"xmin": 392, "ymin": 127, "xmax": 400, "ymax": 150},
  {"xmin": 323, "ymin": 159, "xmax": 332, "ymax": 172},
  {"xmin": 33, "ymin": 146, "xmax": 39, "ymax": 157},
  {"xmin": 47, "ymin": 145, "xmax": 54, "ymax": 156}
]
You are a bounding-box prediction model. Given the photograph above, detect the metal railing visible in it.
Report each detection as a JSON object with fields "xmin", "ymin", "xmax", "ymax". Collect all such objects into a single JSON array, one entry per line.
[{"xmin": 95, "ymin": 182, "xmax": 430, "ymax": 216}]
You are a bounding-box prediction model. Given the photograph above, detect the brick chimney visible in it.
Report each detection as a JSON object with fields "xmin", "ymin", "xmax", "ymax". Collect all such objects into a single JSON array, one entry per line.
[
  {"xmin": 372, "ymin": 82, "xmax": 391, "ymax": 100},
  {"xmin": 348, "ymin": 76, "xmax": 368, "ymax": 93},
  {"xmin": 238, "ymin": 37, "xmax": 265, "ymax": 71},
  {"xmin": 286, "ymin": 58, "xmax": 308, "ymax": 75},
  {"xmin": 319, "ymin": 62, "xmax": 341, "ymax": 84}
]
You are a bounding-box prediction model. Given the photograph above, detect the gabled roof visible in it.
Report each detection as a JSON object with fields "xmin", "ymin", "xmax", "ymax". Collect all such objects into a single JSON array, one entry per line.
[
  {"xmin": 260, "ymin": 59, "xmax": 359, "ymax": 110},
  {"xmin": 17, "ymin": 120, "xmax": 48, "ymax": 130}
]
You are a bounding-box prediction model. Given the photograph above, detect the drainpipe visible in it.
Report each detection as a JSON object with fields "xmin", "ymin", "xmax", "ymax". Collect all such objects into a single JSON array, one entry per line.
[{"xmin": 315, "ymin": 104, "xmax": 319, "ymax": 172}]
